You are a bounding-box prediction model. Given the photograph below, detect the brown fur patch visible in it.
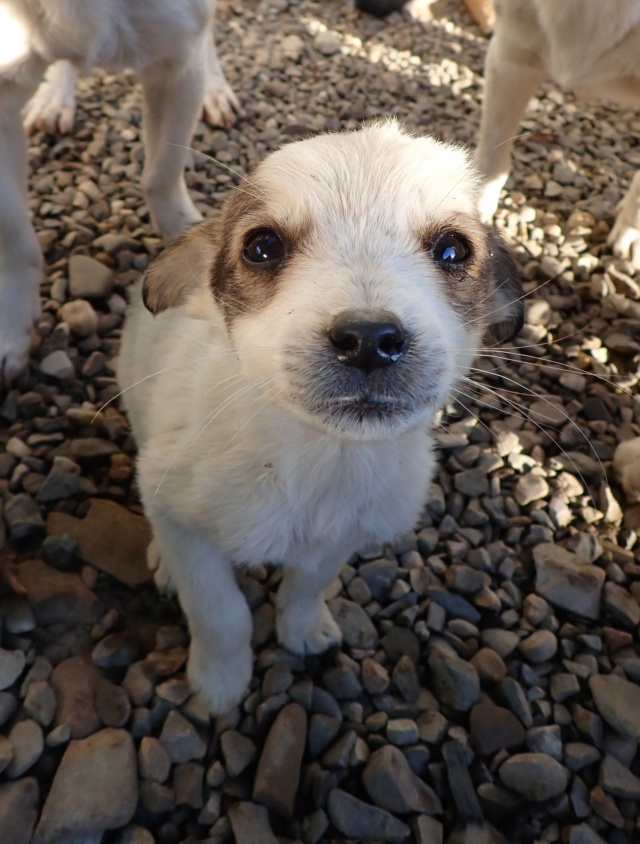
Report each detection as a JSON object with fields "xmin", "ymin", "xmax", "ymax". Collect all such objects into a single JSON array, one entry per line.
[{"xmin": 210, "ymin": 189, "xmax": 309, "ymax": 324}]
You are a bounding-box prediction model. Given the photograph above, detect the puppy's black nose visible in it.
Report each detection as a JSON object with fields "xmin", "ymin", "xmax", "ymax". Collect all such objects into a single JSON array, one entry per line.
[{"xmin": 328, "ymin": 310, "xmax": 406, "ymax": 373}]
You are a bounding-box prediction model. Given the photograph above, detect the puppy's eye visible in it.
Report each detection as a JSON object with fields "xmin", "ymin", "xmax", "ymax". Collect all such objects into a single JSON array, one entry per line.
[
  {"xmin": 243, "ymin": 229, "xmax": 285, "ymax": 265},
  {"xmin": 432, "ymin": 233, "xmax": 472, "ymax": 266}
]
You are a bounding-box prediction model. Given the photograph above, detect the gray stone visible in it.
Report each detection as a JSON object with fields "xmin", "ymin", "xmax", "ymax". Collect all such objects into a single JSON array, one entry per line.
[
  {"xmin": 68, "ymin": 255, "xmax": 114, "ymax": 299},
  {"xmin": 454, "ymin": 468, "xmax": 489, "ymax": 497},
  {"xmin": 0, "ymin": 735, "xmax": 13, "ymax": 774},
  {"xmin": 308, "ymin": 713, "xmax": 341, "ymax": 758},
  {"xmin": 514, "ymin": 473, "xmax": 549, "ymax": 506},
  {"xmin": 2, "ymin": 598, "xmax": 35, "ymax": 634},
  {"xmin": 600, "ymin": 753, "xmax": 640, "ymax": 799},
  {"xmin": 0, "ymin": 648, "xmax": 26, "ymax": 691},
  {"xmin": 95, "ymin": 678, "xmax": 132, "ymax": 727},
  {"xmin": 526, "ymin": 725, "xmax": 563, "ymax": 761},
  {"xmin": 40, "ymin": 350, "xmax": 75, "ymax": 380},
  {"xmin": 0, "ymin": 779, "xmax": 39, "ymax": 844},
  {"xmin": 58, "ymin": 299, "xmax": 99, "ymax": 337},
  {"xmin": 358, "ymin": 558, "xmax": 398, "ymax": 601},
  {"xmin": 386, "ymin": 718, "xmax": 419, "ymax": 746},
  {"xmin": 159, "ymin": 710, "xmax": 206, "ymax": 763},
  {"xmin": 329, "ymin": 597, "xmax": 378, "ymax": 649},
  {"xmin": 313, "ymin": 30, "xmax": 341, "ymax": 56},
  {"xmin": 428, "ymin": 650, "xmax": 480, "ymax": 712},
  {"xmin": 499, "ymin": 753, "xmax": 570, "ymax": 801},
  {"xmin": 23, "ymin": 679, "xmax": 57, "ymax": 727},
  {"xmin": 568, "ymin": 824, "xmax": 607, "ymax": 844},
  {"xmin": 327, "ymin": 788, "xmax": 411, "ymax": 843},
  {"xmin": 139, "ymin": 736, "xmax": 171, "ymax": 783},
  {"xmin": 253, "ymin": 702, "xmax": 306, "ymax": 818},
  {"xmin": 4, "ymin": 494, "xmax": 45, "ymax": 540},
  {"xmin": 564, "ymin": 742, "xmax": 600, "ymax": 772},
  {"xmin": 17, "ymin": 559, "xmax": 100, "ymax": 625},
  {"xmin": 363, "ymin": 744, "xmax": 442, "ymax": 815},
  {"xmin": 41, "ymin": 534, "xmax": 77, "ymax": 569},
  {"xmin": 322, "ymin": 730, "xmax": 357, "ymax": 769},
  {"xmin": 6, "ymin": 719, "xmax": 44, "ymax": 778},
  {"xmin": 220, "ymin": 729, "xmax": 257, "ymax": 776},
  {"xmin": 34, "ymin": 729, "xmax": 137, "ymax": 844},
  {"xmin": 470, "ymin": 704, "xmax": 525, "ymax": 755},
  {"xmin": 173, "ymin": 761, "xmax": 204, "ymax": 808},
  {"xmin": 603, "ymin": 582, "xmax": 640, "ymax": 628},
  {"xmin": 590, "ymin": 674, "xmax": 640, "ymax": 740},
  {"xmin": 518, "ymin": 629, "xmax": 558, "ymax": 663},
  {"xmin": 533, "ymin": 542, "xmax": 604, "ymax": 620},
  {"xmin": 228, "ymin": 801, "xmax": 279, "ymax": 844},
  {"xmin": 51, "ymin": 655, "xmax": 102, "ymax": 739}
]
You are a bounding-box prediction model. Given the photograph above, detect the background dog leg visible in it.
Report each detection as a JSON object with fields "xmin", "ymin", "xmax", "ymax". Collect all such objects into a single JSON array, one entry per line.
[
  {"xmin": 608, "ymin": 170, "xmax": 640, "ymax": 269},
  {"xmin": 150, "ymin": 520, "xmax": 254, "ymax": 715},
  {"xmin": 276, "ymin": 550, "xmax": 352, "ymax": 655},
  {"xmin": 201, "ymin": 25, "xmax": 241, "ymax": 128},
  {"xmin": 0, "ymin": 72, "xmax": 46, "ymax": 383},
  {"xmin": 475, "ymin": 37, "xmax": 542, "ymax": 220},
  {"xmin": 139, "ymin": 51, "xmax": 207, "ymax": 242},
  {"xmin": 22, "ymin": 60, "xmax": 78, "ymax": 134}
]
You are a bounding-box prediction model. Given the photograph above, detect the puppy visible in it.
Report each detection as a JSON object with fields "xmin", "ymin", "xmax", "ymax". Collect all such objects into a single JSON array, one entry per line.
[
  {"xmin": 0, "ymin": 0, "xmax": 234, "ymax": 382},
  {"xmin": 475, "ymin": 0, "xmax": 640, "ymax": 266},
  {"xmin": 118, "ymin": 122, "xmax": 524, "ymax": 716}
]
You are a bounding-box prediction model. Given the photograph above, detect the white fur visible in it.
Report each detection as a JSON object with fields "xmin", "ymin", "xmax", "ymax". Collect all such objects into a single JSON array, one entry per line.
[
  {"xmin": 118, "ymin": 123, "xmax": 522, "ymax": 715},
  {"xmin": 0, "ymin": 0, "xmax": 237, "ymax": 382},
  {"xmin": 475, "ymin": 0, "xmax": 640, "ymax": 266}
]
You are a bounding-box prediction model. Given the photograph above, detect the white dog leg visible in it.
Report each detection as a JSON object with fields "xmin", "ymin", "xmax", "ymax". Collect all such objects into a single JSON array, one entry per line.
[
  {"xmin": 475, "ymin": 36, "xmax": 542, "ymax": 220},
  {"xmin": 201, "ymin": 26, "xmax": 240, "ymax": 128},
  {"xmin": 23, "ymin": 61, "xmax": 78, "ymax": 134},
  {"xmin": 139, "ymin": 50, "xmax": 207, "ymax": 242},
  {"xmin": 150, "ymin": 520, "xmax": 253, "ymax": 715},
  {"xmin": 608, "ymin": 170, "xmax": 640, "ymax": 269},
  {"xmin": 0, "ymin": 73, "xmax": 46, "ymax": 383},
  {"xmin": 276, "ymin": 551, "xmax": 349, "ymax": 655}
]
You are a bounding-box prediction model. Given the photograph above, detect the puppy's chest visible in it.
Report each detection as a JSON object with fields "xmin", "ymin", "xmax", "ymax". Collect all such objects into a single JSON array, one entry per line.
[{"xmin": 204, "ymin": 435, "xmax": 434, "ymax": 566}]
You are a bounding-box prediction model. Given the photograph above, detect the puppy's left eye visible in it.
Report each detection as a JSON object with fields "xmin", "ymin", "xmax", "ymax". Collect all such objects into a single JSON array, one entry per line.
[
  {"xmin": 432, "ymin": 233, "xmax": 472, "ymax": 266},
  {"xmin": 243, "ymin": 228, "xmax": 285, "ymax": 266}
]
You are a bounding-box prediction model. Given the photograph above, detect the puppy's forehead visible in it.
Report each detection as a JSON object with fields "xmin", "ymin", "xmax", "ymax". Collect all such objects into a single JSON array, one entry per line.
[{"xmin": 251, "ymin": 126, "xmax": 479, "ymax": 228}]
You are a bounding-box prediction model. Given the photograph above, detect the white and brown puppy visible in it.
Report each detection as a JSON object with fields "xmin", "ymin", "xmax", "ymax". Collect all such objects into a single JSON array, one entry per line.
[
  {"xmin": 0, "ymin": 0, "xmax": 236, "ymax": 383},
  {"xmin": 118, "ymin": 122, "xmax": 524, "ymax": 716},
  {"xmin": 475, "ymin": 0, "xmax": 640, "ymax": 266}
]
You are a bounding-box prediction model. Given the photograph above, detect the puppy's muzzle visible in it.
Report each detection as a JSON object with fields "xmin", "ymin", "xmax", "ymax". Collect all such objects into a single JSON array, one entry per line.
[{"xmin": 328, "ymin": 309, "xmax": 406, "ymax": 374}]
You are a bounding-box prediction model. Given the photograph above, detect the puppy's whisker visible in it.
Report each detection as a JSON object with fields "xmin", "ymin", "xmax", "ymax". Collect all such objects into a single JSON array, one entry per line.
[
  {"xmin": 222, "ymin": 384, "xmax": 281, "ymax": 449},
  {"xmin": 154, "ymin": 375, "xmax": 274, "ymax": 497},
  {"xmin": 471, "ymin": 351, "xmax": 639, "ymax": 402},
  {"xmin": 456, "ymin": 374, "xmax": 602, "ymax": 497},
  {"xmin": 168, "ymin": 144, "xmax": 268, "ymax": 203},
  {"xmin": 94, "ymin": 352, "xmax": 222, "ymax": 419},
  {"xmin": 430, "ymin": 131, "xmax": 534, "ymax": 216}
]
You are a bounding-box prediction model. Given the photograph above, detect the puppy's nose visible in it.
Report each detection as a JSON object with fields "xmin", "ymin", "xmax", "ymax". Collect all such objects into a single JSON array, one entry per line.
[{"xmin": 328, "ymin": 310, "xmax": 406, "ymax": 373}]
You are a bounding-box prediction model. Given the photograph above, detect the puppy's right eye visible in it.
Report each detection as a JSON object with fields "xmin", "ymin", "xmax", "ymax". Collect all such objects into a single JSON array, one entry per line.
[{"xmin": 243, "ymin": 229, "xmax": 285, "ymax": 266}]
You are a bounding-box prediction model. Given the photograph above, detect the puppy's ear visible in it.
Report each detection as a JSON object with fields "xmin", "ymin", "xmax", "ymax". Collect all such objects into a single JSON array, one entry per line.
[
  {"xmin": 483, "ymin": 228, "xmax": 524, "ymax": 345},
  {"xmin": 142, "ymin": 221, "xmax": 219, "ymax": 318}
]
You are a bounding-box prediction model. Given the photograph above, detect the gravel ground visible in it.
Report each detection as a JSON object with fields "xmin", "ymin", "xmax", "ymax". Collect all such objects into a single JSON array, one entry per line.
[{"xmin": 2, "ymin": 1, "xmax": 640, "ymax": 842}]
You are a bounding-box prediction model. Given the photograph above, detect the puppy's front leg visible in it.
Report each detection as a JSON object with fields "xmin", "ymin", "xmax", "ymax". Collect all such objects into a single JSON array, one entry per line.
[
  {"xmin": 23, "ymin": 61, "xmax": 78, "ymax": 134},
  {"xmin": 608, "ymin": 171, "xmax": 640, "ymax": 269},
  {"xmin": 276, "ymin": 548, "xmax": 351, "ymax": 655},
  {"xmin": 150, "ymin": 520, "xmax": 253, "ymax": 715},
  {"xmin": 475, "ymin": 35, "xmax": 542, "ymax": 220}
]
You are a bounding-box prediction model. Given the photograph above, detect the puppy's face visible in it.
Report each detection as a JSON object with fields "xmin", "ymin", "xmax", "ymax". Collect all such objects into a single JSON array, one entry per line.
[{"xmin": 144, "ymin": 124, "xmax": 523, "ymax": 440}]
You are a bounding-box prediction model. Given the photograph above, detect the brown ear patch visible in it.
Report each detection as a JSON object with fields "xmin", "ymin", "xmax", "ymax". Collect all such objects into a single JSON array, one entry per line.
[{"xmin": 142, "ymin": 222, "xmax": 220, "ymax": 315}]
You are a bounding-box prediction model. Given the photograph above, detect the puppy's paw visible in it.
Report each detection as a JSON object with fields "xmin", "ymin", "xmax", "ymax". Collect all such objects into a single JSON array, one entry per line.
[
  {"xmin": 201, "ymin": 83, "xmax": 241, "ymax": 129},
  {"xmin": 187, "ymin": 640, "xmax": 253, "ymax": 716},
  {"xmin": 277, "ymin": 601, "xmax": 343, "ymax": 656},
  {"xmin": 147, "ymin": 539, "xmax": 176, "ymax": 594},
  {"xmin": 23, "ymin": 63, "xmax": 77, "ymax": 134},
  {"xmin": 608, "ymin": 219, "xmax": 640, "ymax": 269}
]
